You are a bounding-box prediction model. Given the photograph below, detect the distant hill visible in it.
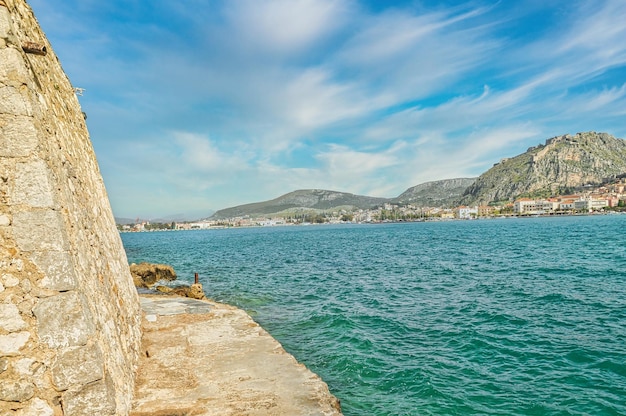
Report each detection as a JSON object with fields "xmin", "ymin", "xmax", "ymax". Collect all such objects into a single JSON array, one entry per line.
[
  {"xmin": 459, "ymin": 131, "xmax": 626, "ymax": 205},
  {"xmin": 210, "ymin": 189, "xmax": 390, "ymax": 219},
  {"xmin": 209, "ymin": 132, "xmax": 626, "ymax": 218},
  {"xmin": 394, "ymin": 178, "xmax": 476, "ymax": 207},
  {"xmin": 210, "ymin": 178, "xmax": 475, "ymax": 219}
]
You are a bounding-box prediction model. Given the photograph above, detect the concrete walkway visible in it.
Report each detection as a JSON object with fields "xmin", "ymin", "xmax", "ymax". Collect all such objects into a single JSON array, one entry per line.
[
  {"xmin": 139, "ymin": 296, "xmax": 213, "ymax": 316},
  {"xmin": 130, "ymin": 295, "xmax": 342, "ymax": 416}
]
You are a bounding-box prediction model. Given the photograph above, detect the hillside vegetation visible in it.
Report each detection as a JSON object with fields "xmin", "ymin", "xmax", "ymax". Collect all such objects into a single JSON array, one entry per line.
[{"xmin": 211, "ymin": 189, "xmax": 389, "ymax": 219}]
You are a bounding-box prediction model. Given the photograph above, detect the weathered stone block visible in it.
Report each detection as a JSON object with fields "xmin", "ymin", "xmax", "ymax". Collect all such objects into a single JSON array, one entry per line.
[
  {"xmin": 32, "ymin": 292, "xmax": 94, "ymax": 348},
  {"xmin": 0, "ymin": 85, "xmax": 32, "ymax": 116},
  {"xmin": 15, "ymin": 398, "xmax": 54, "ymax": 416},
  {"xmin": 0, "ymin": 161, "xmax": 12, "ymax": 206},
  {"xmin": 16, "ymin": 296, "xmax": 35, "ymax": 316},
  {"xmin": 13, "ymin": 358, "xmax": 35, "ymax": 376},
  {"xmin": 10, "ymin": 258, "xmax": 23, "ymax": 271},
  {"xmin": 31, "ymin": 250, "xmax": 77, "ymax": 291},
  {"xmin": 0, "ymin": 48, "xmax": 31, "ymax": 86},
  {"xmin": 0, "ymin": 7, "xmax": 13, "ymax": 40},
  {"xmin": 13, "ymin": 210, "xmax": 69, "ymax": 251},
  {"xmin": 0, "ymin": 303, "xmax": 26, "ymax": 332},
  {"xmin": 0, "ymin": 115, "xmax": 38, "ymax": 158},
  {"xmin": 0, "ymin": 379, "xmax": 34, "ymax": 402},
  {"xmin": 19, "ymin": 278, "xmax": 31, "ymax": 293},
  {"xmin": 13, "ymin": 159, "xmax": 54, "ymax": 207},
  {"xmin": 0, "ymin": 331, "xmax": 29, "ymax": 356},
  {"xmin": 62, "ymin": 377, "xmax": 116, "ymax": 416},
  {"xmin": 52, "ymin": 343, "xmax": 103, "ymax": 391},
  {"xmin": 2, "ymin": 273, "xmax": 20, "ymax": 287}
]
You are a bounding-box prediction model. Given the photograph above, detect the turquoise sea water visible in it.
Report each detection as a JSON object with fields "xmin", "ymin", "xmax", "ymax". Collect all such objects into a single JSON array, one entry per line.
[{"xmin": 121, "ymin": 215, "xmax": 626, "ymax": 415}]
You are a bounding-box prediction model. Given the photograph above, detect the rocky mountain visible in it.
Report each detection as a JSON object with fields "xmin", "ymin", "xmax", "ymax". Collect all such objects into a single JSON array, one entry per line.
[
  {"xmin": 459, "ymin": 132, "xmax": 626, "ymax": 205},
  {"xmin": 209, "ymin": 132, "xmax": 626, "ymax": 218},
  {"xmin": 394, "ymin": 178, "xmax": 476, "ymax": 207},
  {"xmin": 210, "ymin": 189, "xmax": 390, "ymax": 219}
]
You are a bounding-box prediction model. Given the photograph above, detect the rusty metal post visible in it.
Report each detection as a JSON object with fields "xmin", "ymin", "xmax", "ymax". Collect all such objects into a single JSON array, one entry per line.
[
  {"xmin": 22, "ymin": 41, "xmax": 47, "ymax": 56},
  {"xmin": 194, "ymin": 272, "xmax": 199, "ymax": 284}
]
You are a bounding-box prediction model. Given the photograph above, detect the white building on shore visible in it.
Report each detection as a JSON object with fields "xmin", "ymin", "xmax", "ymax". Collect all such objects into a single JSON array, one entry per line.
[{"xmin": 514, "ymin": 195, "xmax": 608, "ymax": 214}]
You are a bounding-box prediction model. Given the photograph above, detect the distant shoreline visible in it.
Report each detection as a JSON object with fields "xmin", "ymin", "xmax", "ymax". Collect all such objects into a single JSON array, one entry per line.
[{"xmin": 119, "ymin": 210, "xmax": 625, "ymax": 232}]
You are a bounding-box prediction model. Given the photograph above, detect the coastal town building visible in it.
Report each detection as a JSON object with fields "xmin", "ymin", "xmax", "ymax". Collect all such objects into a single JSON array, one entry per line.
[
  {"xmin": 440, "ymin": 209, "xmax": 455, "ymax": 219},
  {"xmin": 574, "ymin": 196, "xmax": 609, "ymax": 211},
  {"xmin": 120, "ymin": 180, "xmax": 626, "ymax": 231},
  {"xmin": 455, "ymin": 206, "xmax": 478, "ymax": 219},
  {"xmin": 514, "ymin": 195, "xmax": 609, "ymax": 214},
  {"xmin": 558, "ymin": 196, "xmax": 579, "ymax": 211},
  {"xmin": 478, "ymin": 205, "xmax": 496, "ymax": 216}
]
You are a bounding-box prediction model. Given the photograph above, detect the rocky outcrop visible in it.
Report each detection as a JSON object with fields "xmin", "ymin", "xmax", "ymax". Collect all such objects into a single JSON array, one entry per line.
[
  {"xmin": 188, "ymin": 283, "xmax": 207, "ymax": 300},
  {"xmin": 130, "ymin": 262, "xmax": 177, "ymax": 288},
  {"xmin": 155, "ymin": 283, "xmax": 208, "ymax": 300},
  {"xmin": 0, "ymin": 1, "xmax": 141, "ymax": 414},
  {"xmin": 132, "ymin": 263, "xmax": 208, "ymax": 300},
  {"xmin": 460, "ymin": 132, "xmax": 626, "ymax": 205}
]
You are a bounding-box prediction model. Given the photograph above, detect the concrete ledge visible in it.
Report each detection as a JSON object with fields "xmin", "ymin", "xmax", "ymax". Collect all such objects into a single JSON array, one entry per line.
[{"xmin": 131, "ymin": 295, "xmax": 342, "ymax": 416}]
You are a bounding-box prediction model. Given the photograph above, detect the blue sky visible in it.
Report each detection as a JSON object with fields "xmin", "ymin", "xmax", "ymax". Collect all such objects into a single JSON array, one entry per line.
[{"xmin": 28, "ymin": 0, "xmax": 626, "ymax": 220}]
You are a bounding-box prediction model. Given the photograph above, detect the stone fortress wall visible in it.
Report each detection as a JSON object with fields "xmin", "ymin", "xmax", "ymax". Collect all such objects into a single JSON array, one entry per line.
[{"xmin": 0, "ymin": 1, "xmax": 141, "ymax": 414}]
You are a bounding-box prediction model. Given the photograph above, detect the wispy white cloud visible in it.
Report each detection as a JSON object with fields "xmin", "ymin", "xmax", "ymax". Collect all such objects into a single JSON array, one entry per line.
[
  {"xmin": 514, "ymin": 0, "xmax": 626, "ymax": 86},
  {"xmin": 170, "ymin": 132, "xmax": 254, "ymax": 189},
  {"xmin": 222, "ymin": 0, "xmax": 351, "ymax": 56},
  {"xmin": 557, "ymin": 1, "xmax": 626, "ymax": 56},
  {"xmin": 28, "ymin": 0, "xmax": 626, "ymax": 218}
]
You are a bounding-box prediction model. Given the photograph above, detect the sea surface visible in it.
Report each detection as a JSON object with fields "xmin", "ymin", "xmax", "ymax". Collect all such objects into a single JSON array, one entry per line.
[{"xmin": 121, "ymin": 215, "xmax": 626, "ymax": 415}]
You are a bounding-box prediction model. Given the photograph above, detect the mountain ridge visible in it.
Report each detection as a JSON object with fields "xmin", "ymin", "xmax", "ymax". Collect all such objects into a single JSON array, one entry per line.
[
  {"xmin": 210, "ymin": 189, "xmax": 391, "ymax": 219},
  {"xmin": 207, "ymin": 131, "xmax": 626, "ymax": 220},
  {"xmin": 209, "ymin": 179, "xmax": 475, "ymax": 220}
]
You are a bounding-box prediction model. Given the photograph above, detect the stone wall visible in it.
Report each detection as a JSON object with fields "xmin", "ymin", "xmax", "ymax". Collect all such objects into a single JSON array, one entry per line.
[{"xmin": 0, "ymin": 1, "xmax": 142, "ymax": 415}]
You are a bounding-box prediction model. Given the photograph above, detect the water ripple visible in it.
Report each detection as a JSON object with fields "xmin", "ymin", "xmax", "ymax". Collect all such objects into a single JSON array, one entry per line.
[{"xmin": 122, "ymin": 215, "xmax": 626, "ymax": 415}]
